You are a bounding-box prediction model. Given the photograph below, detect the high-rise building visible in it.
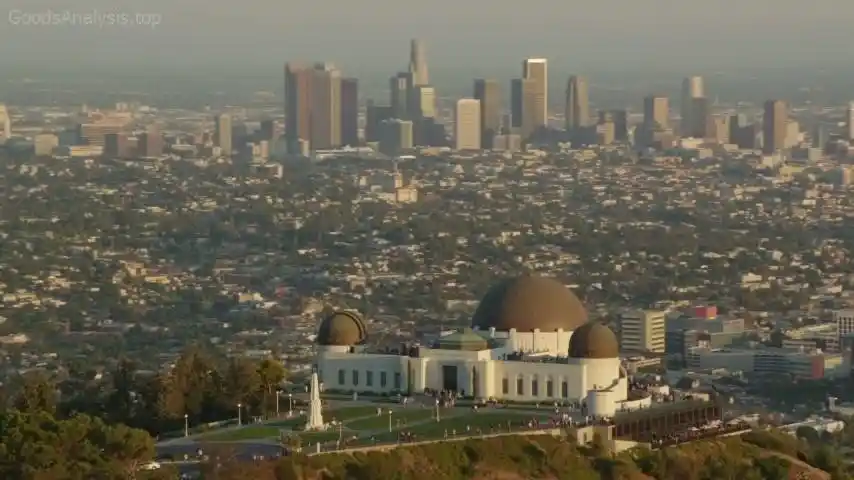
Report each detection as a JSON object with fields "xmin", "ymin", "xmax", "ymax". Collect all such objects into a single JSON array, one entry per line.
[
  {"xmin": 522, "ymin": 58, "xmax": 548, "ymax": 127},
  {"xmin": 474, "ymin": 79, "xmax": 501, "ymax": 149},
  {"xmin": 710, "ymin": 115, "xmax": 730, "ymax": 144},
  {"xmin": 340, "ymin": 78, "xmax": 359, "ymax": 147},
  {"xmin": 137, "ymin": 128, "xmax": 164, "ymax": 157},
  {"xmin": 378, "ymin": 119, "xmax": 413, "ymax": 156},
  {"xmin": 454, "ymin": 99, "xmax": 481, "ymax": 151},
  {"xmin": 619, "ymin": 310, "xmax": 666, "ymax": 354},
  {"xmin": 409, "ymin": 39, "xmax": 429, "ymax": 87},
  {"xmin": 596, "ymin": 113, "xmax": 615, "ymax": 146},
  {"xmin": 763, "ymin": 100, "xmax": 788, "ymax": 154},
  {"xmin": 511, "ymin": 78, "xmax": 537, "ymax": 140},
  {"xmin": 608, "ymin": 110, "xmax": 629, "ymax": 142},
  {"xmin": 365, "ymin": 103, "xmax": 393, "ymax": 143},
  {"xmin": 258, "ymin": 119, "xmax": 275, "ymax": 142},
  {"xmin": 33, "ymin": 134, "xmax": 58, "ymax": 156},
  {"xmin": 643, "ymin": 95, "xmax": 669, "ymax": 131},
  {"xmin": 285, "ymin": 63, "xmax": 314, "ymax": 152},
  {"xmin": 215, "ymin": 113, "xmax": 233, "ymax": 155},
  {"xmin": 409, "ymin": 85, "xmax": 436, "ymax": 119},
  {"xmin": 847, "ymin": 102, "xmax": 854, "ymax": 141},
  {"xmin": 565, "ymin": 76, "xmax": 590, "ymax": 130},
  {"xmin": 390, "ymin": 72, "xmax": 412, "ymax": 119},
  {"xmin": 689, "ymin": 97, "xmax": 711, "ymax": 138},
  {"xmin": 680, "ymin": 76, "xmax": 704, "ymax": 135},
  {"xmin": 310, "ymin": 63, "xmax": 342, "ymax": 150},
  {"xmin": 729, "ymin": 114, "xmax": 758, "ymax": 149},
  {"xmin": 0, "ymin": 104, "xmax": 10, "ymax": 141}
]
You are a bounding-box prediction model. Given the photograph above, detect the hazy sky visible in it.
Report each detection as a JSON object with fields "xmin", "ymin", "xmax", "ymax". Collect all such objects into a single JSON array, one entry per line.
[{"xmin": 1, "ymin": 0, "xmax": 851, "ymax": 75}]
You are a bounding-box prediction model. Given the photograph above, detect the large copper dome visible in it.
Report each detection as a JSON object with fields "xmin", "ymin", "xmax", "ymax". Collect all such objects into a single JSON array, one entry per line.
[
  {"xmin": 568, "ymin": 322, "xmax": 619, "ymax": 359},
  {"xmin": 471, "ymin": 275, "xmax": 588, "ymax": 332},
  {"xmin": 316, "ymin": 311, "xmax": 367, "ymax": 346}
]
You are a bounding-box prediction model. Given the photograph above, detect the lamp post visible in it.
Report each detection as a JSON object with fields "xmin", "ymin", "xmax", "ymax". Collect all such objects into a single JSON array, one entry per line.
[
  {"xmin": 275, "ymin": 390, "xmax": 280, "ymax": 417},
  {"xmin": 388, "ymin": 410, "xmax": 392, "ymax": 432},
  {"xmin": 184, "ymin": 414, "xmax": 189, "ymax": 438},
  {"xmin": 288, "ymin": 393, "xmax": 293, "ymax": 417},
  {"xmin": 237, "ymin": 403, "xmax": 243, "ymax": 426}
]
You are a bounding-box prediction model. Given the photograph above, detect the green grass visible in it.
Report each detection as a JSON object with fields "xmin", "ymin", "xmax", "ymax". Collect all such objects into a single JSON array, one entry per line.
[
  {"xmin": 322, "ymin": 406, "xmax": 380, "ymax": 422},
  {"xmin": 345, "ymin": 408, "xmax": 435, "ymax": 430}
]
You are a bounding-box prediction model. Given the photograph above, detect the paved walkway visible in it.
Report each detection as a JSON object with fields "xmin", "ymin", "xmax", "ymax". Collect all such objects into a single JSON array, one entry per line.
[{"xmin": 157, "ymin": 401, "xmax": 564, "ymax": 450}]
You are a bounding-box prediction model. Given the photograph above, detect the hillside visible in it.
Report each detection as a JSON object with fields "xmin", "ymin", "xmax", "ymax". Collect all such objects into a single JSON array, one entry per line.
[{"xmin": 255, "ymin": 431, "xmax": 836, "ymax": 480}]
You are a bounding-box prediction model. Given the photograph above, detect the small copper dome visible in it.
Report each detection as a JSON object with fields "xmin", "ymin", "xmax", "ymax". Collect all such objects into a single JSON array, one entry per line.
[
  {"xmin": 316, "ymin": 311, "xmax": 367, "ymax": 346},
  {"xmin": 568, "ymin": 322, "xmax": 619, "ymax": 359}
]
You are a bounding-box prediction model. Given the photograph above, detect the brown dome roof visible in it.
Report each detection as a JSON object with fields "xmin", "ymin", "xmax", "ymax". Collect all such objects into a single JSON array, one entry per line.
[
  {"xmin": 471, "ymin": 275, "xmax": 588, "ymax": 332},
  {"xmin": 317, "ymin": 311, "xmax": 367, "ymax": 346},
  {"xmin": 568, "ymin": 322, "xmax": 619, "ymax": 359}
]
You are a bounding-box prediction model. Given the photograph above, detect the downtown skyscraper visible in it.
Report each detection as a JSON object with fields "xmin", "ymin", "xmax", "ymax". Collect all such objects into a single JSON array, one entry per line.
[
  {"xmin": 680, "ymin": 76, "xmax": 708, "ymax": 138},
  {"xmin": 522, "ymin": 58, "xmax": 548, "ymax": 128},
  {"xmin": 454, "ymin": 98, "xmax": 481, "ymax": 150},
  {"xmin": 565, "ymin": 75, "xmax": 591, "ymax": 130},
  {"xmin": 763, "ymin": 100, "xmax": 788, "ymax": 154},
  {"xmin": 285, "ymin": 62, "xmax": 343, "ymax": 151},
  {"xmin": 847, "ymin": 101, "xmax": 854, "ymax": 142},
  {"xmin": 285, "ymin": 63, "xmax": 313, "ymax": 153},
  {"xmin": 474, "ymin": 79, "xmax": 501, "ymax": 149},
  {"xmin": 511, "ymin": 77, "xmax": 537, "ymax": 140},
  {"xmin": 409, "ymin": 39, "xmax": 429, "ymax": 87},
  {"xmin": 340, "ymin": 78, "xmax": 359, "ymax": 147},
  {"xmin": 214, "ymin": 113, "xmax": 232, "ymax": 156}
]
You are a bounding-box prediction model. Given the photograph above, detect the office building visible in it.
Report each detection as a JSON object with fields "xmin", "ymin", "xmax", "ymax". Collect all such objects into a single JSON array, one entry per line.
[
  {"xmin": 137, "ymin": 128, "xmax": 164, "ymax": 157},
  {"xmin": 609, "ymin": 110, "xmax": 629, "ymax": 142},
  {"xmin": 474, "ymin": 79, "xmax": 501, "ymax": 149},
  {"xmin": 596, "ymin": 114, "xmax": 615, "ymax": 146},
  {"xmin": 680, "ymin": 76, "xmax": 704, "ymax": 136},
  {"xmin": 729, "ymin": 114, "xmax": 757, "ymax": 149},
  {"xmin": 710, "ymin": 115, "xmax": 730, "ymax": 144},
  {"xmin": 285, "ymin": 63, "xmax": 314, "ymax": 152},
  {"xmin": 409, "ymin": 85, "xmax": 436, "ymax": 120},
  {"xmin": 258, "ymin": 119, "xmax": 275, "ymax": 142},
  {"xmin": 0, "ymin": 104, "xmax": 10, "ymax": 141},
  {"xmin": 688, "ymin": 97, "xmax": 710, "ymax": 138},
  {"xmin": 378, "ymin": 119, "xmax": 413, "ymax": 156},
  {"xmin": 847, "ymin": 102, "xmax": 854, "ymax": 141},
  {"xmin": 511, "ymin": 78, "xmax": 537, "ymax": 140},
  {"xmin": 522, "ymin": 58, "xmax": 548, "ymax": 127},
  {"xmin": 80, "ymin": 112, "xmax": 132, "ymax": 147},
  {"xmin": 643, "ymin": 95, "xmax": 669, "ymax": 130},
  {"xmin": 310, "ymin": 63, "xmax": 342, "ymax": 150},
  {"xmin": 365, "ymin": 103, "xmax": 393, "ymax": 143},
  {"xmin": 408, "ymin": 39, "xmax": 429, "ymax": 87},
  {"xmin": 215, "ymin": 114, "xmax": 233, "ymax": 155},
  {"xmin": 834, "ymin": 310, "xmax": 854, "ymax": 341},
  {"xmin": 619, "ymin": 310, "xmax": 666, "ymax": 354},
  {"xmin": 33, "ymin": 134, "xmax": 59, "ymax": 156},
  {"xmin": 565, "ymin": 76, "xmax": 591, "ymax": 130},
  {"xmin": 390, "ymin": 72, "xmax": 412, "ymax": 119},
  {"xmin": 104, "ymin": 133, "xmax": 130, "ymax": 158},
  {"xmin": 454, "ymin": 99, "xmax": 481, "ymax": 151},
  {"xmin": 763, "ymin": 100, "xmax": 788, "ymax": 154},
  {"xmin": 340, "ymin": 78, "xmax": 359, "ymax": 147}
]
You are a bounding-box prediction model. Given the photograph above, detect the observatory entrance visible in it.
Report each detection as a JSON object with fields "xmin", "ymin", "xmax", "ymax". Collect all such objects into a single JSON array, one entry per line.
[{"xmin": 442, "ymin": 365, "xmax": 458, "ymax": 392}]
